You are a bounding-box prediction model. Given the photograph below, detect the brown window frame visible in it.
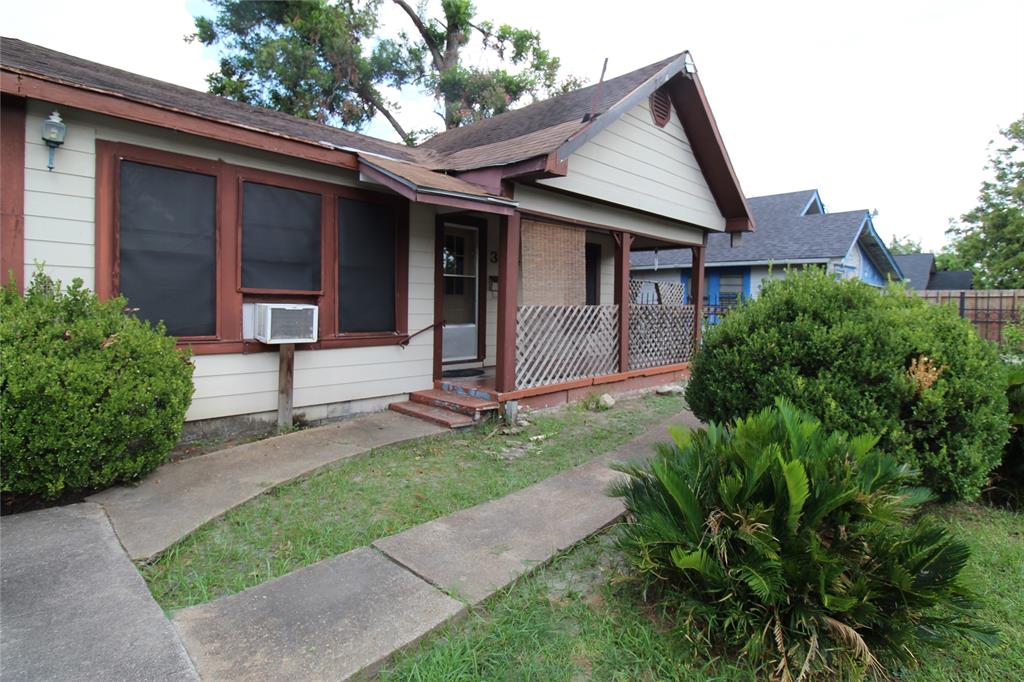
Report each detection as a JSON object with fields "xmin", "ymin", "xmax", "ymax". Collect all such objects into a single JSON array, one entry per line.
[{"xmin": 96, "ymin": 141, "xmax": 409, "ymax": 355}]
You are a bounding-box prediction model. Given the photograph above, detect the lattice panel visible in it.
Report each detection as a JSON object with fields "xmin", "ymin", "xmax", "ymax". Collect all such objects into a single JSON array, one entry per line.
[
  {"xmin": 656, "ymin": 281, "xmax": 686, "ymax": 305},
  {"xmin": 629, "ymin": 304, "xmax": 696, "ymax": 369},
  {"xmin": 515, "ymin": 305, "xmax": 619, "ymax": 390},
  {"xmin": 629, "ymin": 279, "xmax": 647, "ymax": 303},
  {"xmin": 629, "ymin": 279, "xmax": 687, "ymax": 305}
]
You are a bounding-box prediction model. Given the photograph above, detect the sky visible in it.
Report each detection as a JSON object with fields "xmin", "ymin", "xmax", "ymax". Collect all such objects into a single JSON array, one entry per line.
[{"xmin": 4, "ymin": 0, "xmax": 1022, "ymax": 251}]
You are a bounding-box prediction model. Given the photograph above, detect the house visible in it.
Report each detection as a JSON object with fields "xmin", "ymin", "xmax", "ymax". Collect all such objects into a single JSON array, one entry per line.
[
  {"xmin": 630, "ymin": 188, "xmax": 903, "ymax": 305},
  {"xmin": 893, "ymin": 253, "xmax": 973, "ymax": 290},
  {"xmin": 0, "ymin": 38, "xmax": 753, "ymax": 437}
]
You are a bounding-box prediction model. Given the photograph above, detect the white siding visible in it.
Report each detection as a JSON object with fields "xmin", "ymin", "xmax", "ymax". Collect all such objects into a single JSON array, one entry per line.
[
  {"xmin": 22, "ymin": 100, "xmax": 435, "ymax": 423},
  {"xmin": 537, "ymin": 99, "xmax": 726, "ymax": 231},
  {"xmin": 514, "ymin": 185, "xmax": 704, "ymax": 246}
]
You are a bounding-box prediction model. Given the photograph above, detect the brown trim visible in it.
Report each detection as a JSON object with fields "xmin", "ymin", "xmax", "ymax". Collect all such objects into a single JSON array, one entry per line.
[
  {"xmin": 519, "ymin": 202, "xmax": 703, "ymax": 248},
  {"xmin": 495, "ymin": 211, "xmax": 521, "ymax": 392},
  {"xmin": 453, "ymin": 152, "xmax": 568, "ymax": 196},
  {"xmin": 1, "ymin": 94, "xmax": 26, "ymax": 290},
  {"xmin": 493, "ymin": 361, "xmax": 690, "ymax": 402},
  {"xmin": 1, "ymin": 70, "xmax": 360, "ymax": 171},
  {"xmin": 690, "ymin": 239, "xmax": 706, "ymax": 348},
  {"xmin": 357, "ymin": 162, "xmax": 516, "ymax": 215},
  {"xmin": 94, "ymin": 140, "xmax": 409, "ymax": 353},
  {"xmin": 669, "ymin": 72, "xmax": 754, "ymax": 233},
  {"xmin": 613, "ymin": 231, "xmax": 634, "ymax": 372},
  {"xmin": 432, "ymin": 218, "xmax": 445, "ymax": 381}
]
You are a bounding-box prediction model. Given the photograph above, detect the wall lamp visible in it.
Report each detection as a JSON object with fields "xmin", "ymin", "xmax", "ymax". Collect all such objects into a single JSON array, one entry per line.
[{"xmin": 41, "ymin": 111, "xmax": 67, "ymax": 171}]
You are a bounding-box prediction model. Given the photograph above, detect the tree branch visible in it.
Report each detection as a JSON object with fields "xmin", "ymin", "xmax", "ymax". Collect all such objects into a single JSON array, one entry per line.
[
  {"xmin": 362, "ymin": 88, "xmax": 412, "ymax": 144},
  {"xmin": 390, "ymin": 0, "xmax": 443, "ymax": 71}
]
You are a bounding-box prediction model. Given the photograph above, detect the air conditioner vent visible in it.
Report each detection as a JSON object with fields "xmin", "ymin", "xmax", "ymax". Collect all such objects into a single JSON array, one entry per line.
[{"xmin": 254, "ymin": 304, "xmax": 319, "ymax": 344}]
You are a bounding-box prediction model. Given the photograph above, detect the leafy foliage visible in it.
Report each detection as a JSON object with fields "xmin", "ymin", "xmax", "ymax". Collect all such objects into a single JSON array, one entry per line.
[
  {"xmin": 943, "ymin": 115, "xmax": 1024, "ymax": 288},
  {"xmin": 192, "ymin": 0, "xmax": 580, "ymax": 143},
  {"xmin": 887, "ymin": 233, "xmax": 923, "ymax": 255},
  {"xmin": 1, "ymin": 271, "xmax": 194, "ymax": 499},
  {"xmin": 686, "ymin": 269, "xmax": 1009, "ymax": 501},
  {"xmin": 611, "ymin": 400, "xmax": 996, "ymax": 679}
]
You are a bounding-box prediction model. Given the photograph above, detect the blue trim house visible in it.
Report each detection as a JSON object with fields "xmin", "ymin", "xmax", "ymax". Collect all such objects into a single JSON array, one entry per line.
[{"xmin": 631, "ymin": 189, "xmax": 903, "ymax": 304}]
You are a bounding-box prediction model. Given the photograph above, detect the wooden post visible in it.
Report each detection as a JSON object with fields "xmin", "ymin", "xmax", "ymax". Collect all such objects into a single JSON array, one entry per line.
[
  {"xmin": 495, "ymin": 212, "xmax": 521, "ymax": 393},
  {"xmin": 613, "ymin": 231, "xmax": 634, "ymax": 373},
  {"xmin": 690, "ymin": 240, "xmax": 706, "ymax": 351},
  {"xmin": 277, "ymin": 343, "xmax": 295, "ymax": 432}
]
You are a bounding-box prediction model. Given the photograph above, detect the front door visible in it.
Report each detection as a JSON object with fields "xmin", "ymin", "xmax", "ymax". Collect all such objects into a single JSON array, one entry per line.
[{"xmin": 441, "ymin": 224, "xmax": 480, "ymax": 362}]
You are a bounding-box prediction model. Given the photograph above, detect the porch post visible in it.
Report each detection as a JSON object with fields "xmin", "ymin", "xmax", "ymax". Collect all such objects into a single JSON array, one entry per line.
[
  {"xmin": 495, "ymin": 211, "xmax": 521, "ymax": 392},
  {"xmin": 613, "ymin": 231, "xmax": 634, "ymax": 373},
  {"xmin": 690, "ymin": 237, "xmax": 706, "ymax": 351}
]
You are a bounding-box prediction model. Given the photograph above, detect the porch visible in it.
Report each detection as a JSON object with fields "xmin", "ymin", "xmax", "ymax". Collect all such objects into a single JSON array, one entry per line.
[{"xmin": 397, "ymin": 212, "xmax": 708, "ymax": 423}]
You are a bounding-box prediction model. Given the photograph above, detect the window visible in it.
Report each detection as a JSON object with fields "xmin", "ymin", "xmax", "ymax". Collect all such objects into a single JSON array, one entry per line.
[
  {"xmin": 338, "ymin": 198, "xmax": 397, "ymax": 333},
  {"xmin": 441, "ymin": 228, "xmax": 477, "ymax": 325},
  {"xmin": 97, "ymin": 142, "xmax": 408, "ymax": 354},
  {"xmin": 241, "ymin": 182, "xmax": 321, "ymax": 292},
  {"xmin": 719, "ymin": 273, "xmax": 744, "ymax": 304},
  {"xmin": 585, "ymin": 243, "xmax": 601, "ymax": 305},
  {"xmin": 118, "ymin": 161, "xmax": 216, "ymax": 337}
]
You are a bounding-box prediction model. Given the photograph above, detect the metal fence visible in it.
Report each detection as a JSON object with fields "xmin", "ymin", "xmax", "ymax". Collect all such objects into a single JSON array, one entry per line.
[{"xmin": 916, "ymin": 290, "xmax": 1023, "ymax": 344}]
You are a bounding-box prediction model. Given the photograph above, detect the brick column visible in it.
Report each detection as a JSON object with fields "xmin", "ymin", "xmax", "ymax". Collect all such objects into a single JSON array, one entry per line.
[
  {"xmin": 690, "ymin": 238, "xmax": 706, "ymax": 351},
  {"xmin": 613, "ymin": 231, "xmax": 634, "ymax": 373},
  {"xmin": 495, "ymin": 212, "xmax": 521, "ymax": 393}
]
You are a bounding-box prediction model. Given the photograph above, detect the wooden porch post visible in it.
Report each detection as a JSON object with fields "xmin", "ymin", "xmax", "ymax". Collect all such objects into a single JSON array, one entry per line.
[
  {"xmin": 495, "ymin": 211, "xmax": 521, "ymax": 392},
  {"xmin": 613, "ymin": 231, "xmax": 634, "ymax": 373},
  {"xmin": 690, "ymin": 237, "xmax": 706, "ymax": 351}
]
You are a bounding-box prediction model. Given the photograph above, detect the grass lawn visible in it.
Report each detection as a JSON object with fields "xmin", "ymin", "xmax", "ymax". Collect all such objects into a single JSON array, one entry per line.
[
  {"xmin": 143, "ymin": 392, "xmax": 688, "ymax": 612},
  {"xmin": 381, "ymin": 504, "xmax": 1023, "ymax": 681}
]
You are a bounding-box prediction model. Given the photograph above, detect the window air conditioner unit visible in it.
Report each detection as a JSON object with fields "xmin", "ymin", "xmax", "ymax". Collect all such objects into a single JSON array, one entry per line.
[{"xmin": 254, "ymin": 303, "xmax": 319, "ymax": 344}]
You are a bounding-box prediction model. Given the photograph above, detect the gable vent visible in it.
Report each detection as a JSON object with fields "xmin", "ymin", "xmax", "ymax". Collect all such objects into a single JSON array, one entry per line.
[{"xmin": 650, "ymin": 88, "xmax": 671, "ymax": 127}]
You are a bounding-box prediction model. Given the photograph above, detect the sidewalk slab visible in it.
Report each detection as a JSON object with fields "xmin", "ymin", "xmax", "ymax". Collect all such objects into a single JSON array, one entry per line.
[
  {"xmin": 172, "ymin": 547, "xmax": 465, "ymax": 682},
  {"xmin": 373, "ymin": 410, "xmax": 695, "ymax": 604},
  {"xmin": 0, "ymin": 504, "xmax": 198, "ymax": 682},
  {"xmin": 88, "ymin": 411, "xmax": 445, "ymax": 560}
]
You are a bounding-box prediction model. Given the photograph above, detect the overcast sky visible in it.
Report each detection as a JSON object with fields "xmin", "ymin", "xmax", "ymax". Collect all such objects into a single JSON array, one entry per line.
[{"xmin": 4, "ymin": 0, "xmax": 1022, "ymax": 250}]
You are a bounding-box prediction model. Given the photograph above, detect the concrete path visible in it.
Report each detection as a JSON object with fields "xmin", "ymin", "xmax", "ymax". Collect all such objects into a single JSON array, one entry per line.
[
  {"xmin": 0, "ymin": 504, "xmax": 198, "ymax": 682},
  {"xmin": 88, "ymin": 411, "xmax": 445, "ymax": 560},
  {"xmin": 173, "ymin": 548, "xmax": 464, "ymax": 682},
  {"xmin": 171, "ymin": 410, "xmax": 697, "ymax": 680}
]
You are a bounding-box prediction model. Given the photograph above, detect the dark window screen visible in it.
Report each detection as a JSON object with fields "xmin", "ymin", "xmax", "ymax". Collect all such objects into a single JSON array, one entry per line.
[
  {"xmin": 338, "ymin": 199, "xmax": 396, "ymax": 333},
  {"xmin": 118, "ymin": 161, "xmax": 216, "ymax": 337},
  {"xmin": 585, "ymin": 243, "xmax": 601, "ymax": 305},
  {"xmin": 241, "ymin": 182, "xmax": 321, "ymax": 291}
]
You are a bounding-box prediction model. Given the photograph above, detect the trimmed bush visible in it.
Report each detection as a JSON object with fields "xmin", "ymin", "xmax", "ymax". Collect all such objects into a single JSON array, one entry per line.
[
  {"xmin": 1, "ymin": 271, "xmax": 194, "ymax": 499},
  {"xmin": 611, "ymin": 400, "xmax": 995, "ymax": 679},
  {"xmin": 686, "ymin": 269, "xmax": 1009, "ymax": 500}
]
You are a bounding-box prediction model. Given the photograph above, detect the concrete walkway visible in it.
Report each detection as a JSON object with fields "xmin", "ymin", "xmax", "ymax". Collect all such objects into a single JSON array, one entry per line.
[
  {"xmin": 171, "ymin": 410, "xmax": 698, "ymax": 681},
  {"xmin": 0, "ymin": 504, "xmax": 199, "ymax": 682},
  {"xmin": 88, "ymin": 411, "xmax": 445, "ymax": 560}
]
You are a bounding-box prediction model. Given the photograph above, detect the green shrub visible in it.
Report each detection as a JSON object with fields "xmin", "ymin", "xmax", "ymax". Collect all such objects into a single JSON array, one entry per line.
[
  {"xmin": 1, "ymin": 271, "xmax": 194, "ymax": 499},
  {"xmin": 611, "ymin": 400, "xmax": 995, "ymax": 679},
  {"xmin": 686, "ymin": 269, "xmax": 1009, "ymax": 500}
]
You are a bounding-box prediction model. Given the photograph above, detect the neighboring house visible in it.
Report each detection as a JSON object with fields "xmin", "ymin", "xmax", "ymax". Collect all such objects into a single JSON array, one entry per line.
[
  {"xmin": 630, "ymin": 189, "xmax": 903, "ymax": 305},
  {"xmin": 893, "ymin": 253, "xmax": 973, "ymax": 290},
  {"xmin": 0, "ymin": 38, "xmax": 752, "ymax": 435}
]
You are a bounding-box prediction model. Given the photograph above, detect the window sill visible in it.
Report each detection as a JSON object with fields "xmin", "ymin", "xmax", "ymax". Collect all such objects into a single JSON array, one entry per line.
[{"xmin": 178, "ymin": 333, "xmax": 409, "ymax": 355}]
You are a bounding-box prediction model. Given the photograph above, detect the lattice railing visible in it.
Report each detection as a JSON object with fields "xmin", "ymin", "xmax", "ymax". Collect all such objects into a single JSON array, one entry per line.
[
  {"xmin": 629, "ymin": 304, "xmax": 696, "ymax": 369},
  {"xmin": 630, "ymin": 279, "xmax": 687, "ymax": 305},
  {"xmin": 515, "ymin": 305, "xmax": 619, "ymax": 389}
]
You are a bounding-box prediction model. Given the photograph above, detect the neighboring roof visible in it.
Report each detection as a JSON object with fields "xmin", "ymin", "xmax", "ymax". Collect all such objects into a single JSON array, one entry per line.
[
  {"xmin": 1, "ymin": 37, "xmax": 752, "ymax": 228},
  {"xmin": 928, "ymin": 270, "xmax": 973, "ymax": 290},
  {"xmin": 631, "ymin": 200, "xmax": 868, "ymax": 268},
  {"xmin": 746, "ymin": 190, "xmax": 820, "ymax": 222},
  {"xmin": 893, "ymin": 253, "xmax": 935, "ymax": 290}
]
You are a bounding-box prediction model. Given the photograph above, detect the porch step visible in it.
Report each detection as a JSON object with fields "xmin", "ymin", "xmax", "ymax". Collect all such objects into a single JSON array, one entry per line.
[
  {"xmin": 410, "ymin": 390, "xmax": 498, "ymax": 418},
  {"xmin": 389, "ymin": 401, "xmax": 475, "ymax": 429},
  {"xmin": 434, "ymin": 380, "xmax": 499, "ymax": 402}
]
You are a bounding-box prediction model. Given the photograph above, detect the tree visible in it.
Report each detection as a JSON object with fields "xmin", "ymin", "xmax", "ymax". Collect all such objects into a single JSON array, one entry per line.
[
  {"xmin": 943, "ymin": 115, "xmax": 1024, "ymax": 288},
  {"xmin": 887, "ymin": 234, "xmax": 923, "ymax": 255},
  {"xmin": 190, "ymin": 0, "xmax": 581, "ymax": 144}
]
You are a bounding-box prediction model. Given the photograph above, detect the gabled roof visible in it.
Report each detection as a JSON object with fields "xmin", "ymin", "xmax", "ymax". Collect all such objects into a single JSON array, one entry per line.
[
  {"xmin": 1, "ymin": 37, "xmax": 751, "ymax": 228},
  {"xmin": 928, "ymin": 270, "xmax": 973, "ymax": 290},
  {"xmin": 893, "ymin": 254, "xmax": 935, "ymax": 290},
  {"xmin": 632, "ymin": 189, "xmax": 902, "ymax": 282}
]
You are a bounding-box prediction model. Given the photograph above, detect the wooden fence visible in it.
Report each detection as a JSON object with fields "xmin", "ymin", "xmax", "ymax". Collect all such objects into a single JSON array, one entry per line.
[
  {"xmin": 515, "ymin": 305, "xmax": 619, "ymax": 389},
  {"xmin": 916, "ymin": 290, "xmax": 1022, "ymax": 343},
  {"xmin": 629, "ymin": 304, "xmax": 696, "ymax": 368}
]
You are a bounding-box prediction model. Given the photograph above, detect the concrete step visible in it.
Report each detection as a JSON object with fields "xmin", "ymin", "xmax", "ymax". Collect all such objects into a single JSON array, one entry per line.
[
  {"xmin": 389, "ymin": 401, "xmax": 475, "ymax": 429},
  {"xmin": 434, "ymin": 380, "xmax": 499, "ymax": 402},
  {"xmin": 410, "ymin": 389, "xmax": 498, "ymax": 418}
]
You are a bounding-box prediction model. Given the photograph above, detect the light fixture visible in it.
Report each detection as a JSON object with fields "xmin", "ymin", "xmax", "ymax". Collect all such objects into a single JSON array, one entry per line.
[{"xmin": 41, "ymin": 111, "xmax": 67, "ymax": 171}]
